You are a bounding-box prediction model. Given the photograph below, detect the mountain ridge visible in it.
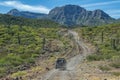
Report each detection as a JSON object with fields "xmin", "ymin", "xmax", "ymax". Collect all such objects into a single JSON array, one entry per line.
[
  {"xmin": 7, "ymin": 5, "xmax": 116, "ymax": 26},
  {"xmin": 7, "ymin": 9, "xmax": 47, "ymax": 19},
  {"xmin": 0, "ymin": 13, "xmax": 61, "ymax": 28},
  {"xmin": 48, "ymin": 5, "xmax": 115, "ymax": 26}
]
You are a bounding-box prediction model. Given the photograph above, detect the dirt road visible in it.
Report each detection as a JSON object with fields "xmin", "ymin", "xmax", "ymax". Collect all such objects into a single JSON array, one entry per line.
[{"xmin": 35, "ymin": 30, "xmax": 92, "ymax": 80}]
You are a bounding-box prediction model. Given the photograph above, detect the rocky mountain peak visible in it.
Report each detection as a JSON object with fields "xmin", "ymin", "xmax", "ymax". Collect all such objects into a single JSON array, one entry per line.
[
  {"xmin": 7, "ymin": 5, "xmax": 115, "ymax": 26},
  {"xmin": 7, "ymin": 9, "xmax": 47, "ymax": 19},
  {"xmin": 48, "ymin": 5, "xmax": 114, "ymax": 26},
  {"xmin": 7, "ymin": 9, "xmax": 19, "ymax": 15}
]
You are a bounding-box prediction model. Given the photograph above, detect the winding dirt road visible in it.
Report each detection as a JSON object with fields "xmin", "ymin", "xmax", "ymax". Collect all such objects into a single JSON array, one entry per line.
[{"xmin": 34, "ymin": 30, "xmax": 92, "ymax": 80}]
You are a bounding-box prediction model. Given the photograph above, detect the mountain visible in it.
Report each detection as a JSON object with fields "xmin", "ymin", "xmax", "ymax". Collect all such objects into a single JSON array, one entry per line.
[
  {"xmin": 7, "ymin": 9, "xmax": 47, "ymax": 19},
  {"xmin": 7, "ymin": 5, "xmax": 116, "ymax": 26},
  {"xmin": 117, "ymin": 18, "xmax": 120, "ymax": 21},
  {"xmin": 48, "ymin": 5, "xmax": 115, "ymax": 26}
]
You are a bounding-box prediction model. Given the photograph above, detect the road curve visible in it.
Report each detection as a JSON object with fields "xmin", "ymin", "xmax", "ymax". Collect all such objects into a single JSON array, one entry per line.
[{"xmin": 36, "ymin": 30, "xmax": 91, "ymax": 80}]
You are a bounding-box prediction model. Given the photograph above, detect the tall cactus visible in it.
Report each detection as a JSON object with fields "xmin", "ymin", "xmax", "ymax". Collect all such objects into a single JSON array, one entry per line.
[
  {"xmin": 42, "ymin": 37, "xmax": 46, "ymax": 50},
  {"xmin": 111, "ymin": 38, "xmax": 119, "ymax": 50},
  {"xmin": 101, "ymin": 31, "xmax": 104, "ymax": 43},
  {"xmin": 17, "ymin": 33, "xmax": 21, "ymax": 45}
]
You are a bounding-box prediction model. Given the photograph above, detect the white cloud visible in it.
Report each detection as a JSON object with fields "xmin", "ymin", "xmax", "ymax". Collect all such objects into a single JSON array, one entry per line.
[
  {"xmin": 82, "ymin": 1, "xmax": 120, "ymax": 7},
  {"xmin": 105, "ymin": 10, "xmax": 120, "ymax": 18},
  {"xmin": 110, "ymin": 14, "xmax": 120, "ymax": 18},
  {"xmin": 111, "ymin": 14, "xmax": 120, "ymax": 17},
  {"xmin": 106, "ymin": 10, "xmax": 120, "ymax": 14},
  {"xmin": 0, "ymin": 1, "xmax": 50, "ymax": 14}
]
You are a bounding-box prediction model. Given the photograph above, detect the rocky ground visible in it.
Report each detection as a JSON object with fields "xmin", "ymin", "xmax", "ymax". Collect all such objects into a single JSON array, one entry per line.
[{"xmin": 76, "ymin": 61, "xmax": 120, "ymax": 80}]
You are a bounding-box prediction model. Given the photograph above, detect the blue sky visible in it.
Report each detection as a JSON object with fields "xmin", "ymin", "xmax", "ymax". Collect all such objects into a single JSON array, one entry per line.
[{"xmin": 0, "ymin": 0, "xmax": 120, "ymax": 19}]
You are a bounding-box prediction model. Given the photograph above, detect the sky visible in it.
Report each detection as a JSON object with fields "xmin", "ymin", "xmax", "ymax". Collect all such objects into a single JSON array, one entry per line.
[{"xmin": 0, "ymin": 0, "xmax": 120, "ymax": 19}]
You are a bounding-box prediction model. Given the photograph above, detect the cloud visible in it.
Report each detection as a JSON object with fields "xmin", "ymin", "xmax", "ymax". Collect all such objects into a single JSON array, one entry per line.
[
  {"xmin": 110, "ymin": 14, "xmax": 120, "ymax": 18},
  {"xmin": 82, "ymin": 1, "xmax": 120, "ymax": 7},
  {"xmin": 104, "ymin": 10, "xmax": 120, "ymax": 18},
  {"xmin": 111, "ymin": 14, "xmax": 120, "ymax": 17},
  {"xmin": 106, "ymin": 10, "xmax": 120, "ymax": 14},
  {"xmin": 0, "ymin": 1, "xmax": 50, "ymax": 14}
]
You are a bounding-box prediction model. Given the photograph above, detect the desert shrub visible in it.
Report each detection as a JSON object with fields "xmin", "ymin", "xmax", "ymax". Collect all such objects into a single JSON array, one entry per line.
[
  {"xmin": 112, "ymin": 72, "xmax": 120, "ymax": 76},
  {"xmin": 99, "ymin": 66, "xmax": 111, "ymax": 71},
  {"xmin": 110, "ymin": 62, "xmax": 120, "ymax": 68},
  {"xmin": 87, "ymin": 54, "xmax": 102, "ymax": 61},
  {"xmin": 11, "ymin": 71, "xmax": 27, "ymax": 78}
]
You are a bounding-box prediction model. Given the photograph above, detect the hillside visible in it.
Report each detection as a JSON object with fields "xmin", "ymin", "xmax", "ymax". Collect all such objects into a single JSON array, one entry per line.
[
  {"xmin": 0, "ymin": 14, "xmax": 61, "ymax": 28},
  {"xmin": 0, "ymin": 24, "xmax": 73, "ymax": 78},
  {"xmin": 0, "ymin": 14, "xmax": 69, "ymax": 78},
  {"xmin": 75, "ymin": 23, "xmax": 120, "ymax": 76},
  {"xmin": 4, "ymin": 24, "xmax": 120, "ymax": 80}
]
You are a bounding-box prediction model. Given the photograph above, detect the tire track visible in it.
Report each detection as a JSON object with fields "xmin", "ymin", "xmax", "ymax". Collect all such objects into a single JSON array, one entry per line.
[
  {"xmin": 41, "ymin": 69, "xmax": 58, "ymax": 80},
  {"xmin": 36, "ymin": 30, "xmax": 91, "ymax": 80}
]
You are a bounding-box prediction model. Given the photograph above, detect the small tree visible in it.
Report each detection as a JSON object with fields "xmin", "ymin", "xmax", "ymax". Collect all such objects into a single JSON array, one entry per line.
[{"xmin": 17, "ymin": 33, "xmax": 21, "ymax": 45}]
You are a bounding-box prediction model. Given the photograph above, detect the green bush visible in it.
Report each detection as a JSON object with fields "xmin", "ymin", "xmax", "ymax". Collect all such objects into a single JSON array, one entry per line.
[
  {"xmin": 87, "ymin": 54, "xmax": 102, "ymax": 61},
  {"xmin": 110, "ymin": 62, "xmax": 120, "ymax": 68},
  {"xmin": 112, "ymin": 72, "xmax": 120, "ymax": 76},
  {"xmin": 11, "ymin": 71, "xmax": 27, "ymax": 78},
  {"xmin": 99, "ymin": 66, "xmax": 111, "ymax": 71}
]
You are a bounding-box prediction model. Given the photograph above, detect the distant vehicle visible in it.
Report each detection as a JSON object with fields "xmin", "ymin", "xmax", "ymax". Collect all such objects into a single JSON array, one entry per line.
[{"xmin": 55, "ymin": 58, "xmax": 67, "ymax": 70}]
